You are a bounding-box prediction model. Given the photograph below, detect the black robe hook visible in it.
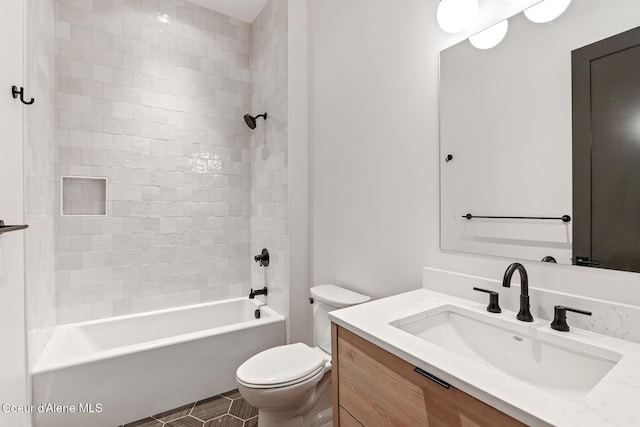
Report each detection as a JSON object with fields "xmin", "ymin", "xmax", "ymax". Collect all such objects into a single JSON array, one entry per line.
[{"xmin": 12, "ymin": 86, "xmax": 35, "ymax": 105}]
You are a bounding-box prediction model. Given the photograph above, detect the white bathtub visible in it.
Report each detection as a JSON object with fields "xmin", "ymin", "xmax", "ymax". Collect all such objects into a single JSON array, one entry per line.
[{"xmin": 32, "ymin": 298, "xmax": 285, "ymax": 427}]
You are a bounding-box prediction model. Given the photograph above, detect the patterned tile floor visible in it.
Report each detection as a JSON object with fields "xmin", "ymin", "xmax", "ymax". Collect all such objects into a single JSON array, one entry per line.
[{"xmin": 120, "ymin": 390, "xmax": 258, "ymax": 427}]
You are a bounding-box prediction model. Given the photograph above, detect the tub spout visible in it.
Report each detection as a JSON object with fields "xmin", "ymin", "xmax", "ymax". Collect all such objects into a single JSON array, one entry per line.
[{"xmin": 249, "ymin": 287, "xmax": 268, "ymax": 299}]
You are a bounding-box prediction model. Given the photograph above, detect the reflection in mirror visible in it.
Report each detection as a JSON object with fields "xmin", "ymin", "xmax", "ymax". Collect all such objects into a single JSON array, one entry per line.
[
  {"xmin": 439, "ymin": 0, "xmax": 640, "ymax": 269},
  {"xmin": 572, "ymin": 26, "xmax": 640, "ymax": 273}
]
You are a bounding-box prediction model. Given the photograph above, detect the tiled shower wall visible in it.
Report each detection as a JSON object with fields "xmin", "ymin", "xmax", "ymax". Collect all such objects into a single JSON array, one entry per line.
[
  {"xmin": 26, "ymin": 0, "xmax": 57, "ymax": 367},
  {"xmin": 250, "ymin": 0, "xmax": 289, "ymax": 335},
  {"xmin": 55, "ymin": 0, "xmax": 253, "ymax": 323}
]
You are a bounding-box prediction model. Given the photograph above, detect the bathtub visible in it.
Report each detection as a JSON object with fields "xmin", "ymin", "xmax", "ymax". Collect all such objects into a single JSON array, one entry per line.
[{"xmin": 32, "ymin": 297, "xmax": 285, "ymax": 427}]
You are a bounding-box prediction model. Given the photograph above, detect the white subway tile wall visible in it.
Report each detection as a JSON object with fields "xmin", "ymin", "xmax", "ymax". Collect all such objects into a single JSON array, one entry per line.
[
  {"xmin": 26, "ymin": 0, "xmax": 58, "ymax": 369},
  {"xmin": 250, "ymin": 0, "xmax": 289, "ymax": 338},
  {"xmin": 55, "ymin": 0, "xmax": 256, "ymax": 323}
]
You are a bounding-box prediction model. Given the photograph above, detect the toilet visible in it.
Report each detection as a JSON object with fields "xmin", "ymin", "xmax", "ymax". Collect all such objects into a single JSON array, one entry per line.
[{"xmin": 236, "ymin": 285, "xmax": 370, "ymax": 427}]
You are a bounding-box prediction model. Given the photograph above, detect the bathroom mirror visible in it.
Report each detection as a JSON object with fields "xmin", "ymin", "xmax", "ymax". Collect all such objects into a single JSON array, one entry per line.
[{"xmin": 440, "ymin": 0, "xmax": 640, "ymax": 267}]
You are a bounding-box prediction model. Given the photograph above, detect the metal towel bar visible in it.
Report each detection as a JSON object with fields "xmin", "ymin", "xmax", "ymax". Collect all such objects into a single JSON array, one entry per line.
[{"xmin": 462, "ymin": 213, "xmax": 571, "ymax": 223}]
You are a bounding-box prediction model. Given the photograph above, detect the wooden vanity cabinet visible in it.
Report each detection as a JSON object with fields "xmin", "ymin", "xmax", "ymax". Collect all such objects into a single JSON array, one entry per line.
[{"xmin": 331, "ymin": 324, "xmax": 525, "ymax": 427}]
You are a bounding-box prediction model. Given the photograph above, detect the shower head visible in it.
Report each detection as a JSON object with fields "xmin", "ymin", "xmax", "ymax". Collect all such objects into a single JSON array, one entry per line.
[{"xmin": 244, "ymin": 113, "xmax": 267, "ymax": 129}]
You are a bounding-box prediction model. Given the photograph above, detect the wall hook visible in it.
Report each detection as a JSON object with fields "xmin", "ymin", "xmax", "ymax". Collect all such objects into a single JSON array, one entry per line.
[
  {"xmin": 12, "ymin": 86, "xmax": 35, "ymax": 105},
  {"xmin": 445, "ymin": 154, "xmax": 453, "ymax": 162}
]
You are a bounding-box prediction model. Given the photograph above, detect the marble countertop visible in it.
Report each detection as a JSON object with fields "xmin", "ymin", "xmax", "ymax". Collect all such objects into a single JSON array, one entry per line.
[{"xmin": 329, "ymin": 289, "xmax": 640, "ymax": 427}]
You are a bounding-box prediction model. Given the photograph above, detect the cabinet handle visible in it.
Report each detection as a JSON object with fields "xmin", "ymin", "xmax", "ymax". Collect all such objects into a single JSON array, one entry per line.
[{"xmin": 413, "ymin": 367, "xmax": 450, "ymax": 389}]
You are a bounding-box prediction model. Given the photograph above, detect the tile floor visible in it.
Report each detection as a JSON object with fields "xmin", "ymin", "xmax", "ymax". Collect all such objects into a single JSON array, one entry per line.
[{"xmin": 120, "ymin": 390, "xmax": 258, "ymax": 427}]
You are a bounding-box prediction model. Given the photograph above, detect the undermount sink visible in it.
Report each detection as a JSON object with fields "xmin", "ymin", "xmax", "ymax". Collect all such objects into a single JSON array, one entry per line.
[{"xmin": 390, "ymin": 305, "xmax": 621, "ymax": 400}]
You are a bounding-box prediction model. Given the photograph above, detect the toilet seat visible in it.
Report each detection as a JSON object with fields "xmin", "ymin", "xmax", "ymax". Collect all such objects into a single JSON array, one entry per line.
[
  {"xmin": 237, "ymin": 343, "xmax": 329, "ymax": 389},
  {"xmin": 238, "ymin": 364, "xmax": 327, "ymax": 389}
]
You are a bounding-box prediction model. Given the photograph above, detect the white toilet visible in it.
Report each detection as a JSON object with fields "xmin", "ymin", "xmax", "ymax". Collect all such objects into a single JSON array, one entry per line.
[{"xmin": 236, "ymin": 285, "xmax": 370, "ymax": 427}]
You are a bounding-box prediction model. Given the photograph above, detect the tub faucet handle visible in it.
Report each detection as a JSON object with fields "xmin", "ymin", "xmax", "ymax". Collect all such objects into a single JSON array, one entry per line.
[{"xmin": 254, "ymin": 248, "xmax": 270, "ymax": 267}]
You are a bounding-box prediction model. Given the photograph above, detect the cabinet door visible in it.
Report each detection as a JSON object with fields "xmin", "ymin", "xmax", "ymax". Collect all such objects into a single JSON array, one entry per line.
[
  {"xmin": 334, "ymin": 325, "xmax": 525, "ymax": 427},
  {"xmin": 338, "ymin": 406, "xmax": 363, "ymax": 427},
  {"xmin": 338, "ymin": 331, "xmax": 428, "ymax": 426}
]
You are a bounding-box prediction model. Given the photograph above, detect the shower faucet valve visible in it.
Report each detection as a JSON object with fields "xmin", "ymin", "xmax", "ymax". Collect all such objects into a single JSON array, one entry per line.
[{"xmin": 254, "ymin": 248, "xmax": 270, "ymax": 267}]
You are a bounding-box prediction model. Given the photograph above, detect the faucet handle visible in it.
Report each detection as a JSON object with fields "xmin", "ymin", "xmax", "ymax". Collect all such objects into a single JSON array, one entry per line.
[
  {"xmin": 473, "ymin": 287, "xmax": 501, "ymax": 313},
  {"xmin": 551, "ymin": 305, "xmax": 592, "ymax": 332},
  {"xmin": 254, "ymin": 248, "xmax": 270, "ymax": 267}
]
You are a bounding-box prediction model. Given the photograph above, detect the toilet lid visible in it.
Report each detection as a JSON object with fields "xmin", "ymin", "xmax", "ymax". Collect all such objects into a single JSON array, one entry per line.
[{"xmin": 237, "ymin": 343, "xmax": 327, "ymax": 387}]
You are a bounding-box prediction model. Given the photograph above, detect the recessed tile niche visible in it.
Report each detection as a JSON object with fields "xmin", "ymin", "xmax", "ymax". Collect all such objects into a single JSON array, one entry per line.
[{"xmin": 60, "ymin": 176, "xmax": 108, "ymax": 217}]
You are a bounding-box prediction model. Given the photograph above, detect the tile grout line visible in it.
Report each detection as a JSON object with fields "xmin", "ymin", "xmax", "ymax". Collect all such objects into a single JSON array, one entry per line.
[
  {"xmin": 127, "ymin": 390, "xmax": 257, "ymax": 426},
  {"xmin": 154, "ymin": 401, "xmax": 196, "ymax": 425},
  {"xmin": 188, "ymin": 393, "xmax": 228, "ymax": 423},
  {"xmin": 228, "ymin": 413, "xmax": 245, "ymax": 422},
  {"xmin": 190, "ymin": 414, "xmax": 206, "ymax": 423}
]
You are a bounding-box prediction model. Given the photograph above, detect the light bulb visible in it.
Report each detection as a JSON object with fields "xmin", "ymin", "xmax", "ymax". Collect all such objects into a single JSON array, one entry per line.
[
  {"xmin": 437, "ymin": 0, "xmax": 480, "ymax": 34},
  {"xmin": 469, "ymin": 20, "xmax": 509, "ymax": 49},
  {"xmin": 524, "ymin": 0, "xmax": 571, "ymax": 24}
]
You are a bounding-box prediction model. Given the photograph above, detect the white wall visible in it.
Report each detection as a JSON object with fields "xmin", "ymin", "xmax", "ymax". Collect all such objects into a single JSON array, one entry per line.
[
  {"xmin": 0, "ymin": 1, "xmax": 28, "ymax": 425},
  {"xmin": 309, "ymin": 0, "xmax": 433, "ymax": 299},
  {"xmin": 308, "ymin": 0, "xmax": 640, "ymax": 307},
  {"xmin": 288, "ymin": 0, "xmax": 311, "ymax": 344},
  {"xmin": 25, "ymin": 0, "xmax": 57, "ymax": 373}
]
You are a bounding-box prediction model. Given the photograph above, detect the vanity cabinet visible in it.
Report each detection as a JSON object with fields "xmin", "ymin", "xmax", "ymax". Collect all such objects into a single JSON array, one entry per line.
[{"xmin": 331, "ymin": 324, "xmax": 525, "ymax": 427}]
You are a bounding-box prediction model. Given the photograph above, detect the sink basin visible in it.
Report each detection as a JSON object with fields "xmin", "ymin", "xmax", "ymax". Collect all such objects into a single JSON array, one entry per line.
[{"xmin": 391, "ymin": 305, "xmax": 621, "ymax": 400}]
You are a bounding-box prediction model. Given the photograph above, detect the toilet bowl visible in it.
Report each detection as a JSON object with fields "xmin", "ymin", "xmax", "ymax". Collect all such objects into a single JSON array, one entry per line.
[{"xmin": 236, "ymin": 285, "xmax": 370, "ymax": 427}]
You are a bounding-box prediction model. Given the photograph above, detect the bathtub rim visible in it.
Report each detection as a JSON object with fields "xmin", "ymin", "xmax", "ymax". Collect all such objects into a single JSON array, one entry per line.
[{"xmin": 33, "ymin": 297, "xmax": 284, "ymax": 375}]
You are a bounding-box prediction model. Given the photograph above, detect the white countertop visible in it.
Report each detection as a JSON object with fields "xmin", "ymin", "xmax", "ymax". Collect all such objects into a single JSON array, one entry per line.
[{"xmin": 329, "ymin": 289, "xmax": 640, "ymax": 427}]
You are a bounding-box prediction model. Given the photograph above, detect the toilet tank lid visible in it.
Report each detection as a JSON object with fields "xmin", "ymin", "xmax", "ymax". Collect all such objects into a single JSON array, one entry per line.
[{"xmin": 310, "ymin": 285, "xmax": 371, "ymax": 308}]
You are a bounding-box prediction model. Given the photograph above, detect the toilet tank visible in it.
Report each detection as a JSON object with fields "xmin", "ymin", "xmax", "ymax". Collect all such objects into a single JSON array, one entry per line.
[{"xmin": 310, "ymin": 285, "xmax": 370, "ymax": 354}]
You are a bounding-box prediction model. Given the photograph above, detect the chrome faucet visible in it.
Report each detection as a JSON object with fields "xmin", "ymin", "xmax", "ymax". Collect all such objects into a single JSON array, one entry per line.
[{"xmin": 502, "ymin": 263, "xmax": 533, "ymax": 322}]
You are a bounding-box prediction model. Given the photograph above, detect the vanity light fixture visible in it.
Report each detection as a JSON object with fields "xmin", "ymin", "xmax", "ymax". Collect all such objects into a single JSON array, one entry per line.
[
  {"xmin": 469, "ymin": 19, "xmax": 509, "ymax": 49},
  {"xmin": 437, "ymin": 0, "xmax": 479, "ymax": 33},
  {"xmin": 524, "ymin": 0, "xmax": 571, "ymax": 24}
]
